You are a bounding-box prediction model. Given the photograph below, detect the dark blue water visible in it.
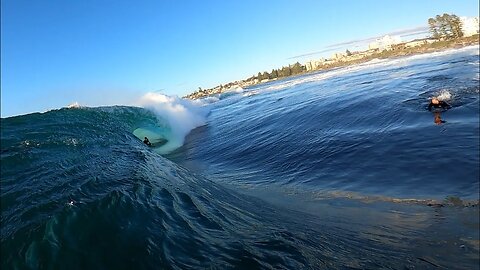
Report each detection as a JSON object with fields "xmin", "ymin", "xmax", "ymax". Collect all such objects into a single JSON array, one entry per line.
[
  {"xmin": 173, "ymin": 46, "xmax": 479, "ymax": 201},
  {"xmin": 1, "ymin": 46, "xmax": 479, "ymax": 269}
]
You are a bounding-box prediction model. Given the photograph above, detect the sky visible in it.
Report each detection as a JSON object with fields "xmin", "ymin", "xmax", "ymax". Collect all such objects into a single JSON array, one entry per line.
[{"xmin": 1, "ymin": 0, "xmax": 479, "ymax": 117}]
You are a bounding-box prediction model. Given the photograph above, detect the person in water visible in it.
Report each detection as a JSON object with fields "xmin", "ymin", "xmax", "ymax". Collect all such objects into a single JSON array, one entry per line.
[
  {"xmin": 434, "ymin": 112, "xmax": 446, "ymax": 125},
  {"xmin": 143, "ymin": 137, "xmax": 152, "ymax": 146},
  {"xmin": 428, "ymin": 97, "xmax": 451, "ymax": 111}
]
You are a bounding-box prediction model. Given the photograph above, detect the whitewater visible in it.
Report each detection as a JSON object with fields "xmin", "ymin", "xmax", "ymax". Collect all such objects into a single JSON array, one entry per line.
[{"xmin": 1, "ymin": 45, "xmax": 479, "ymax": 269}]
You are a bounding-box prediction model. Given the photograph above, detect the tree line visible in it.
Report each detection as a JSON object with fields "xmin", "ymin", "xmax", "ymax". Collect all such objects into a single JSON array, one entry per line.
[
  {"xmin": 253, "ymin": 62, "xmax": 306, "ymax": 81},
  {"xmin": 428, "ymin": 13, "xmax": 463, "ymax": 40}
]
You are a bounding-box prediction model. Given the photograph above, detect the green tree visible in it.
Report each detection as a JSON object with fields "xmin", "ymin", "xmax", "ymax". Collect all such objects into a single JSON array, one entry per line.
[
  {"xmin": 282, "ymin": 66, "xmax": 292, "ymax": 77},
  {"xmin": 436, "ymin": 14, "xmax": 448, "ymax": 38},
  {"xmin": 263, "ymin": 71, "xmax": 270, "ymax": 80},
  {"xmin": 450, "ymin": 14, "xmax": 463, "ymax": 38},
  {"xmin": 277, "ymin": 68, "xmax": 283, "ymax": 77},
  {"xmin": 430, "ymin": 13, "xmax": 464, "ymax": 40},
  {"xmin": 428, "ymin": 17, "xmax": 440, "ymax": 39},
  {"xmin": 291, "ymin": 62, "xmax": 303, "ymax": 74},
  {"xmin": 443, "ymin": 13, "xmax": 456, "ymax": 38},
  {"xmin": 345, "ymin": 49, "xmax": 352, "ymax": 56},
  {"xmin": 271, "ymin": 69, "xmax": 278, "ymax": 78}
]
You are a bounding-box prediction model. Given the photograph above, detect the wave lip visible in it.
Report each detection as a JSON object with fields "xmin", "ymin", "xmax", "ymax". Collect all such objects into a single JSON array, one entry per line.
[{"xmin": 66, "ymin": 102, "xmax": 81, "ymax": 109}]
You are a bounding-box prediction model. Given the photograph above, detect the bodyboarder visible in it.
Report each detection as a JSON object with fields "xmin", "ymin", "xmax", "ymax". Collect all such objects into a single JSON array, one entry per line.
[{"xmin": 143, "ymin": 137, "xmax": 152, "ymax": 146}]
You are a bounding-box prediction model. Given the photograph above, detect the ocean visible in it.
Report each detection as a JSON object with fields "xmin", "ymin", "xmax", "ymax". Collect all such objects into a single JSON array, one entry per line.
[{"xmin": 1, "ymin": 45, "xmax": 479, "ymax": 269}]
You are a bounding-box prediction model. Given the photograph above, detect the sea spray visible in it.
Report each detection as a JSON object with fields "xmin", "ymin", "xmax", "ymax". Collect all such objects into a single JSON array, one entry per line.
[
  {"xmin": 192, "ymin": 96, "xmax": 220, "ymax": 106},
  {"xmin": 66, "ymin": 102, "xmax": 81, "ymax": 109},
  {"xmin": 137, "ymin": 92, "xmax": 209, "ymax": 154},
  {"xmin": 436, "ymin": 90, "xmax": 452, "ymax": 101}
]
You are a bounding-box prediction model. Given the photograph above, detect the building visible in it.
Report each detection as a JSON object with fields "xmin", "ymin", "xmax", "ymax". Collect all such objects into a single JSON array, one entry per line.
[
  {"xmin": 305, "ymin": 59, "xmax": 325, "ymax": 71},
  {"xmin": 332, "ymin": 52, "xmax": 345, "ymax": 60},
  {"xmin": 461, "ymin": 17, "xmax": 480, "ymax": 37},
  {"xmin": 368, "ymin": 35, "xmax": 402, "ymax": 51},
  {"xmin": 404, "ymin": 38, "xmax": 436, "ymax": 48},
  {"xmin": 368, "ymin": 41, "xmax": 380, "ymax": 50},
  {"xmin": 305, "ymin": 61, "xmax": 314, "ymax": 71}
]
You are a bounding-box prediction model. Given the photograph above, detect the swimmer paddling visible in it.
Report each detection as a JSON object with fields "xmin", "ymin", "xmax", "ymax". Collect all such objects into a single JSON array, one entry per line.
[{"xmin": 428, "ymin": 97, "xmax": 451, "ymax": 111}]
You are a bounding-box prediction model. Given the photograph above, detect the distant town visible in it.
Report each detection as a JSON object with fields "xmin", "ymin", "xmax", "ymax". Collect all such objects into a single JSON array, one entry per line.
[{"xmin": 184, "ymin": 14, "xmax": 479, "ymax": 100}]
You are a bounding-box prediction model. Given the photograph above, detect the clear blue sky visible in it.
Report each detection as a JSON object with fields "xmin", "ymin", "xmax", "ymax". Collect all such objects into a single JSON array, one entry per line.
[{"xmin": 1, "ymin": 0, "xmax": 478, "ymax": 117}]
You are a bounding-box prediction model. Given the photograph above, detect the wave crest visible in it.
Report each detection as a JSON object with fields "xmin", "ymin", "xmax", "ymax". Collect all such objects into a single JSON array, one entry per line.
[{"xmin": 137, "ymin": 93, "xmax": 209, "ymax": 154}]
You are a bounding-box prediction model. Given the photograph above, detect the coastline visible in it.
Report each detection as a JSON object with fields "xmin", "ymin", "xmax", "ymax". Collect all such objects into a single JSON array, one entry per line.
[{"xmin": 185, "ymin": 34, "xmax": 479, "ymax": 100}]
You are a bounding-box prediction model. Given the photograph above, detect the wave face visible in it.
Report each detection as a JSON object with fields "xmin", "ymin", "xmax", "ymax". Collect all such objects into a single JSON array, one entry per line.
[
  {"xmin": 176, "ymin": 46, "xmax": 480, "ymax": 201},
  {"xmin": 1, "ymin": 106, "xmax": 324, "ymax": 269},
  {"xmin": 1, "ymin": 46, "xmax": 479, "ymax": 269}
]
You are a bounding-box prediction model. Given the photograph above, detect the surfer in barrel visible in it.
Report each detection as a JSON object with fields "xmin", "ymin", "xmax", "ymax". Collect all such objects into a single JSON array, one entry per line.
[
  {"xmin": 143, "ymin": 137, "xmax": 152, "ymax": 146},
  {"xmin": 428, "ymin": 97, "xmax": 451, "ymax": 111}
]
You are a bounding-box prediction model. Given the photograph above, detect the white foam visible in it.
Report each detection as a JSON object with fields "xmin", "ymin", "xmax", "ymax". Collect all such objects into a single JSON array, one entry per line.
[
  {"xmin": 66, "ymin": 102, "xmax": 81, "ymax": 108},
  {"xmin": 192, "ymin": 96, "xmax": 220, "ymax": 106},
  {"xmin": 436, "ymin": 90, "xmax": 452, "ymax": 101},
  {"xmin": 226, "ymin": 86, "xmax": 244, "ymax": 93},
  {"xmin": 243, "ymin": 90, "xmax": 258, "ymax": 97},
  {"xmin": 137, "ymin": 92, "xmax": 208, "ymax": 154}
]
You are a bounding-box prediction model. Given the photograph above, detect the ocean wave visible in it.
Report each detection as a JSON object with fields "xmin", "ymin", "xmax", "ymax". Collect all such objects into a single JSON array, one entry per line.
[
  {"xmin": 136, "ymin": 93, "xmax": 209, "ymax": 154},
  {"xmin": 1, "ymin": 43, "xmax": 479, "ymax": 270},
  {"xmin": 0, "ymin": 122, "xmax": 336, "ymax": 268}
]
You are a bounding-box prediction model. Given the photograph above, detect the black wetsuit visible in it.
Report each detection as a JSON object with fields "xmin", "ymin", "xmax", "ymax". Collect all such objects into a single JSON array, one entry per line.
[
  {"xmin": 143, "ymin": 138, "xmax": 152, "ymax": 146},
  {"xmin": 428, "ymin": 100, "xmax": 451, "ymax": 111}
]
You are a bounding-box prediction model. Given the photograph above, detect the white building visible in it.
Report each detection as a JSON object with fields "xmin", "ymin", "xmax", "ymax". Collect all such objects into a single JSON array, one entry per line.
[
  {"xmin": 332, "ymin": 52, "xmax": 345, "ymax": 60},
  {"xmin": 305, "ymin": 59, "xmax": 325, "ymax": 71},
  {"xmin": 305, "ymin": 61, "xmax": 313, "ymax": 71},
  {"xmin": 368, "ymin": 35, "xmax": 402, "ymax": 51},
  {"xmin": 404, "ymin": 38, "xmax": 436, "ymax": 48},
  {"xmin": 461, "ymin": 17, "xmax": 480, "ymax": 37},
  {"xmin": 368, "ymin": 41, "xmax": 380, "ymax": 50}
]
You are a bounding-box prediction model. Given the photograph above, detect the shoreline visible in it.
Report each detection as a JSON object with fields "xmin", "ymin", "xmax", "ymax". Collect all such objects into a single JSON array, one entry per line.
[{"xmin": 185, "ymin": 35, "xmax": 479, "ymax": 100}]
